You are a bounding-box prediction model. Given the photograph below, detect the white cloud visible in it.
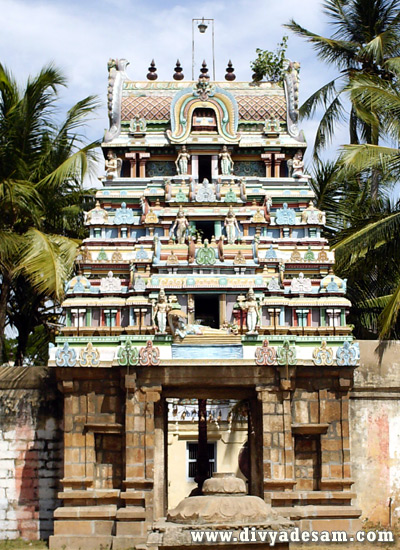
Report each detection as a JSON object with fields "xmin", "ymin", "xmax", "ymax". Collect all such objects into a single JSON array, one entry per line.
[{"xmin": 1, "ymin": 0, "xmax": 344, "ymax": 172}]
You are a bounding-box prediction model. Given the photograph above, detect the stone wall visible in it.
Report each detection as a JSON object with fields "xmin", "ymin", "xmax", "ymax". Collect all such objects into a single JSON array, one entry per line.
[
  {"xmin": 0, "ymin": 342, "xmax": 400, "ymax": 540},
  {"xmin": 351, "ymin": 341, "xmax": 400, "ymax": 526},
  {"xmin": 0, "ymin": 367, "xmax": 62, "ymax": 540}
]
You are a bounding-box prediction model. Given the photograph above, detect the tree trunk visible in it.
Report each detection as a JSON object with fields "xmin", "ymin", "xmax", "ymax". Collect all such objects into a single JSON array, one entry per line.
[
  {"xmin": 15, "ymin": 324, "xmax": 30, "ymax": 366},
  {"xmin": 195, "ymin": 399, "xmax": 209, "ymax": 492},
  {"xmin": 0, "ymin": 271, "xmax": 11, "ymax": 364}
]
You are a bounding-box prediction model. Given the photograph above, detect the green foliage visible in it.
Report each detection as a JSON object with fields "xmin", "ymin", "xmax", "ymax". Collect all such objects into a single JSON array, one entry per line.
[
  {"xmin": 309, "ymin": 154, "xmax": 400, "ymax": 339},
  {"xmin": 250, "ymin": 36, "xmax": 288, "ymax": 83},
  {"xmin": 0, "ymin": 62, "xmax": 99, "ymax": 364},
  {"xmin": 285, "ymin": 0, "xmax": 400, "ymax": 157}
]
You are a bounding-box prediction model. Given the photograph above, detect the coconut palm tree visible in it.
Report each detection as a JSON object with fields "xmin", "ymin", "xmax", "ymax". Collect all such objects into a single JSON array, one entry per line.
[
  {"xmin": 331, "ymin": 60, "xmax": 400, "ymax": 338},
  {"xmin": 285, "ymin": 0, "xmax": 400, "ymax": 169},
  {"xmin": 0, "ymin": 62, "xmax": 99, "ymax": 363},
  {"xmin": 332, "ymin": 199, "xmax": 400, "ymax": 338}
]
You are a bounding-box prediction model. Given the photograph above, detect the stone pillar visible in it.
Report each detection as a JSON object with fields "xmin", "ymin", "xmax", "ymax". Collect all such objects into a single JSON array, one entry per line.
[
  {"xmin": 268, "ymin": 308, "xmax": 280, "ymax": 330},
  {"xmin": 261, "ymin": 153, "xmax": 272, "ymax": 177},
  {"xmin": 256, "ymin": 386, "xmax": 295, "ymax": 498},
  {"xmin": 191, "ymin": 155, "xmax": 199, "ymax": 179},
  {"xmin": 211, "ymin": 155, "xmax": 218, "ymax": 178},
  {"xmin": 117, "ymin": 376, "xmax": 162, "ymax": 543},
  {"xmin": 126, "ymin": 152, "xmax": 137, "ymax": 177},
  {"xmin": 219, "ymin": 294, "xmax": 226, "ymax": 326},
  {"xmin": 274, "ymin": 154, "xmax": 285, "ymax": 177},
  {"xmin": 248, "ymin": 396, "xmax": 264, "ymax": 498},
  {"xmin": 282, "ymin": 390, "xmax": 295, "ymax": 482},
  {"xmin": 138, "ymin": 152, "xmax": 151, "ymax": 178},
  {"xmin": 319, "ymin": 388, "xmax": 351, "ymax": 490}
]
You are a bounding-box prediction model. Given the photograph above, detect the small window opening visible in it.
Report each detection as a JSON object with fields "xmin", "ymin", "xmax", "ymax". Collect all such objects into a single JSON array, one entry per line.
[
  {"xmin": 194, "ymin": 294, "xmax": 219, "ymax": 328},
  {"xmin": 198, "ymin": 155, "xmax": 212, "ymax": 182},
  {"xmin": 187, "ymin": 442, "xmax": 216, "ymax": 480},
  {"xmin": 192, "ymin": 108, "xmax": 217, "ymax": 132},
  {"xmin": 194, "ymin": 220, "xmax": 215, "ymax": 241}
]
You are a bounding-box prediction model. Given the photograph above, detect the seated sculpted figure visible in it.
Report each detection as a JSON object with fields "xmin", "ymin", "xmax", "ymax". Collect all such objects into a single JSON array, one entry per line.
[
  {"xmin": 292, "ymin": 150, "xmax": 309, "ymax": 179},
  {"xmin": 105, "ymin": 150, "xmax": 122, "ymax": 179}
]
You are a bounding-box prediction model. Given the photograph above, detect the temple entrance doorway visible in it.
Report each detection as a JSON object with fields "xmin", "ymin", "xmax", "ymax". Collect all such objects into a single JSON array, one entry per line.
[
  {"xmin": 194, "ymin": 294, "xmax": 219, "ymax": 328},
  {"xmin": 166, "ymin": 398, "xmax": 249, "ymax": 510},
  {"xmin": 198, "ymin": 155, "xmax": 212, "ymax": 182}
]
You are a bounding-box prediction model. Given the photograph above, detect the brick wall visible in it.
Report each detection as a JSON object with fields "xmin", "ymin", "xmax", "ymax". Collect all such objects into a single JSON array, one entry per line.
[{"xmin": 0, "ymin": 368, "xmax": 62, "ymax": 540}]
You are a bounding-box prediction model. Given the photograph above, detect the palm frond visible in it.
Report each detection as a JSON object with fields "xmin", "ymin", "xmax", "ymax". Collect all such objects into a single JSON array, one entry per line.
[
  {"xmin": 285, "ymin": 20, "xmax": 358, "ymax": 68},
  {"xmin": 379, "ymin": 280, "xmax": 400, "ymax": 338},
  {"xmin": 313, "ymin": 92, "xmax": 346, "ymax": 157},
  {"xmin": 340, "ymin": 143, "xmax": 400, "ymax": 173},
  {"xmin": 36, "ymin": 142, "xmax": 99, "ymax": 191},
  {"xmin": 56, "ymin": 95, "xmax": 100, "ymax": 137},
  {"xmin": 299, "ymin": 78, "xmax": 342, "ymax": 120},
  {"xmin": 19, "ymin": 228, "xmax": 79, "ymax": 300},
  {"xmin": 334, "ymin": 210, "xmax": 400, "ymax": 267}
]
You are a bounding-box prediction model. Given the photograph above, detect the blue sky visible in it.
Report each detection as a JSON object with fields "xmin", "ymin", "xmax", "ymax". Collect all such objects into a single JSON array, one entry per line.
[{"xmin": 2, "ymin": 0, "xmax": 346, "ymax": 177}]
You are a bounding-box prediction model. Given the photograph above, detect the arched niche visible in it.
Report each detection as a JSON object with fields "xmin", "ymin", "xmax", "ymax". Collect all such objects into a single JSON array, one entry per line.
[{"xmin": 168, "ymin": 84, "xmax": 239, "ymax": 143}]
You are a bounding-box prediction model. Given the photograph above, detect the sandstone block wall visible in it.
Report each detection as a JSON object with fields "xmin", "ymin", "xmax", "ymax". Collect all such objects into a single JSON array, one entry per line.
[
  {"xmin": 0, "ymin": 367, "xmax": 62, "ymax": 540},
  {"xmin": 0, "ymin": 342, "xmax": 400, "ymax": 540}
]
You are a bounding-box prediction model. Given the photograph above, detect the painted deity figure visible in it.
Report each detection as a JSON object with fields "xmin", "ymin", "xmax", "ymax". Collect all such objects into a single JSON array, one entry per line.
[
  {"xmin": 224, "ymin": 205, "xmax": 240, "ymax": 244},
  {"xmin": 175, "ymin": 145, "xmax": 190, "ymax": 175},
  {"xmin": 170, "ymin": 206, "xmax": 189, "ymax": 244},
  {"xmin": 105, "ymin": 150, "xmax": 121, "ymax": 179},
  {"xmin": 292, "ymin": 149, "xmax": 306, "ymax": 179},
  {"xmin": 153, "ymin": 289, "xmax": 169, "ymax": 333},
  {"xmin": 140, "ymin": 195, "xmax": 150, "ymax": 223},
  {"xmin": 219, "ymin": 145, "xmax": 234, "ymax": 175},
  {"xmin": 241, "ymin": 289, "xmax": 260, "ymax": 334}
]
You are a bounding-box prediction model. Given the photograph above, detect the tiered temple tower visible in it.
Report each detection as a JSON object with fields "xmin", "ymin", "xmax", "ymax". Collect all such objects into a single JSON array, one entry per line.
[{"xmin": 49, "ymin": 58, "xmax": 361, "ymax": 549}]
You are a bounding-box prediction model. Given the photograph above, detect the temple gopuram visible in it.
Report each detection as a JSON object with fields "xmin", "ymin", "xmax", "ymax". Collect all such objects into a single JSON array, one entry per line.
[{"xmin": 49, "ymin": 58, "xmax": 361, "ymax": 549}]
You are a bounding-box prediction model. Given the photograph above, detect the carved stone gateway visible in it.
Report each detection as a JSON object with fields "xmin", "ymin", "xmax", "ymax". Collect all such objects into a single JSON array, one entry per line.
[{"xmin": 49, "ymin": 54, "xmax": 361, "ymax": 550}]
